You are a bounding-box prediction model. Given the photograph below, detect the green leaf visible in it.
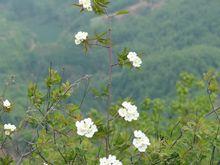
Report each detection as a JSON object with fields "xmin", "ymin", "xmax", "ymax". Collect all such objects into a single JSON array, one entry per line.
[
  {"xmin": 45, "ymin": 69, "xmax": 62, "ymax": 87},
  {"xmin": 116, "ymin": 10, "xmax": 129, "ymax": 15}
]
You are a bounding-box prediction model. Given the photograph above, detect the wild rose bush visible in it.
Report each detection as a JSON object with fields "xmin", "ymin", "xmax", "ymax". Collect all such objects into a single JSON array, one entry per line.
[{"xmin": 0, "ymin": 1, "xmax": 219, "ymax": 164}]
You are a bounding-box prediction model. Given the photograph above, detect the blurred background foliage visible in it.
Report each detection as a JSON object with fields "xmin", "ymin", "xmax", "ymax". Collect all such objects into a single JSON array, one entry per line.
[{"xmin": 1, "ymin": 0, "xmax": 220, "ymax": 119}]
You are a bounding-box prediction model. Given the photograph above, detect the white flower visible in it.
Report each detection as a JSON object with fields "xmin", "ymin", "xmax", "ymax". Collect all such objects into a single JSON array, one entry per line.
[
  {"xmin": 75, "ymin": 31, "xmax": 88, "ymax": 45},
  {"xmin": 75, "ymin": 118, "xmax": 98, "ymax": 138},
  {"xmin": 4, "ymin": 123, "xmax": 16, "ymax": 136},
  {"xmin": 43, "ymin": 163, "xmax": 48, "ymax": 165},
  {"xmin": 3, "ymin": 99, "xmax": 11, "ymax": 109},
  {"xmin": 127, "ymin": 52, "xmax": 142, "ymax": 68},
  {"xmin": 79, "ymin": 0, "xmax": 92, "ymax": 11},
  {"xmin": 133, "ymin": 130, "xmax": 150, "ymax": 152},
  {"xmin": 132, "ymin": 57, "xmax": 142, "ymax": 68},
  {"xmin": 118, "ymin": 101, "xmax": 139, "ymax": 122},
  {"xmin": 127, "ymin": 52, "xmax": 137, "ymax": 61},
  {"xmin": 99, "ymin": 155, "xmax": 122, "ymax": 165}
]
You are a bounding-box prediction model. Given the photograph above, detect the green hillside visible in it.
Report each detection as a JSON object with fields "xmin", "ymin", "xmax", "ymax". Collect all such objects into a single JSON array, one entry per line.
[{"xmin": 1, "ymin": 0, "xmax": 220, "ymax": 116}]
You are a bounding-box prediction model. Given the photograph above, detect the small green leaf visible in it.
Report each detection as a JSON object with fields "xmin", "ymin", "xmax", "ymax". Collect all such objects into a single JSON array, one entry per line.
[{"xmin": 116, "ymin": 10, "xmax": 129, "ymax": 15}]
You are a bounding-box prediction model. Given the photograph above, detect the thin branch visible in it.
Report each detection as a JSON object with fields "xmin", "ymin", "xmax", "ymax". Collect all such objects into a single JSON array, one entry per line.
[
  {"xmin": 206, "ymin": 90, "xmax": 220, "ymax": 122},
  {"xmin": 111, "ymin": 63, "xmax": 118, "ymax": 67},
  {"xmin": 57, "ymin": 148, "xmax": 67, "ymax": 163},
  {"xmin": 16, "ymin": 148, "xmax": 36, "ymax": 165},
  {"xmin": 37, "ymin": 150, "xmax": 52, "ymax": 165},
  {"xmin": 206, "ymin": 106, "xmax": 220, "ymax": 117},
  {"xmin": 210, "ymin": 126, "xmax": 219, "ymax": 165},
  {"xmin": 79, "ymin": 78, "xmax": 90, "ymax": 109},
  {"xmin": 170, "ymin": 120, "xmax": 181, "ymax": 138},
  {"xmin": 45, "ymin": 62, "xmax": 52, "ymax": 133},
  {"xmin": 170, "ymin": 130, "xmax": 183, "ymax": 148},
  {"xmin": 0, "ymin": 137, "xmax": 7, "ymax": 149},
  {"xmin": 52, "ymin": 130, "xmax": 68, "ymax": 163},
  {"xmin": 105, "ymin": 9, "xmax": 113, "ymax": 156},
  {"xmin": 205, "ymin": 82, "xmax": 220, "ymax": 164},
  {"xmin": 89, "ymin": 43, "xmax": 110, "ymax": 48}
]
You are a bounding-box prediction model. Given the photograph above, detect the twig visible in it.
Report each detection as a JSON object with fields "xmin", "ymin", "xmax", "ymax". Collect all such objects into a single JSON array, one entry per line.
[
  {"xmin": 79, "ymin": 78, "xmax": 90, "ymax": 109},
  {"xmin": 45, "ymin": 62, "xmax": 52, "ymax": 133},
  {"xmin": 170, "ymin": 130, "xmax": 183, "ymax": 148},
  {"xmin": 37, "ymin": 150, "xmax": 52, "ymax": 165},
  {"xmin": 206, "ymin": 89, "xmax": 220, "ymax": 122},
  {"xmin": 105, "ymin": 9, "xmax": 113, "ymax": 156},
  {"xmin": 111, "ymin": 63, "xmax": 118, "ymax": 67},
  {"xmin": 16, "ymin": 148, "xmax": 36, "ymax": 165},
  {"xmin": 170, "ymin": 120, "xmax": 181, "ymax": 138},
  {"xmin": 89, "ymin": 43, "xmax": 110, "ymax": 48}
]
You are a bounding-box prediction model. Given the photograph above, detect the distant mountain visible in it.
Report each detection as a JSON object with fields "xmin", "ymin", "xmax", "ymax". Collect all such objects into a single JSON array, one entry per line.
[{"xmin": 1, "ymin": 0, "xmax": 220, "ymax": 118}]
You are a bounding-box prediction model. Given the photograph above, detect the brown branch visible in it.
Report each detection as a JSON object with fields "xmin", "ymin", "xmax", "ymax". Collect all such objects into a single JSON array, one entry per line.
[{"xmin": 105, "ymin": 9, "xmax": 113, "ymax": 156}]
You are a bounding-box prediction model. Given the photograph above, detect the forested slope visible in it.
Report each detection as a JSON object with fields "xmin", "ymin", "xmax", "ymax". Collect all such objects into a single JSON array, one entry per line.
[{"xmin": 1, "ymin": 0, "xmax": 220, "ymax": 117}]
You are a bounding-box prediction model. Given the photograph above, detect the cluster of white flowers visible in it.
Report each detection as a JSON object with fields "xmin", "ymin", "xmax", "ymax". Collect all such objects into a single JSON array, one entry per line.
[
  {"xmin": 76, "ymin": 118, "xmax": 98, "ymax": 138},
  {"xmin": 4, "ymin": 123, "xmax": 16, "ymax": 136},
  {"xmin": 132, "ymin": 130, "xmax": 151, "ymax": 152},
  {"xmin": 79, "ymin": 0, "xmax": 92, "ymax": 11},
  {"xmin": 118, "ymin": 101, "xmax": 139, "ymax": 122},
  {"xmin": 3, "ymin": 99, "xmax": 11, "ymax": 109},
  {"xmin": 127, "ymin": 52, "xmax": 142, "ymax": 68},
  {"xmin": 99, "ymin": 155, "xmax": 122, "ymax": 165},
  {"xmin": 75, "ymin": 31, "xmax": 88, "ymax": 45}
]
